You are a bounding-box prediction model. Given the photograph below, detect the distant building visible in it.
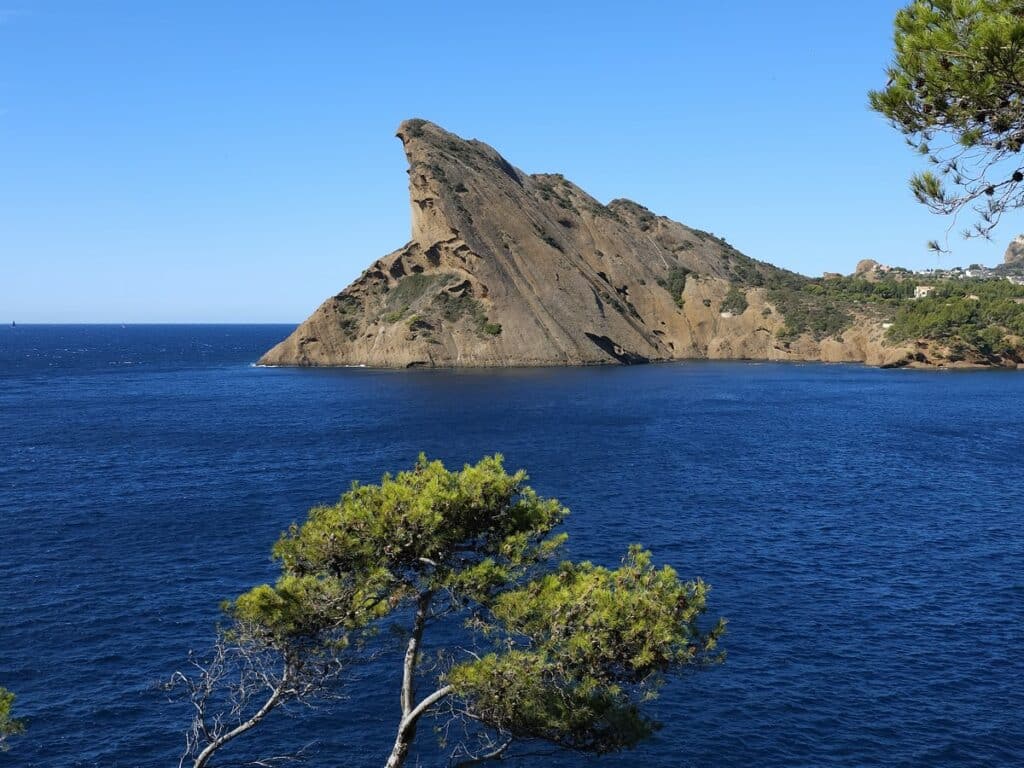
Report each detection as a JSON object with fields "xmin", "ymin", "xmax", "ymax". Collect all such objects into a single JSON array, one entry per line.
[
  {"xmin": 914, "ymin": 285, "xmax": 936, "ymax": 299},
  {"xmin": 965, "ymin": 266, "xmax": 995, "ymax": 279}
]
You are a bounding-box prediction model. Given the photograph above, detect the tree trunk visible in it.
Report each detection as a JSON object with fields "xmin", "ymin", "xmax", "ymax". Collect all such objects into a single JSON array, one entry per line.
[
  {"xmin": 384, "ymin": 685, "xmax": 454, "ymax": 768},
  {"xmin": 384, "ymin": 591, "xmax": 453, "ymax": 768},
  {"xmin": 384, "ymin": 729, "xmax": 412, "ymax": 768},
  {"xmin": 193, "ymin": 665, "xmax": 290, "ymax": 768}
]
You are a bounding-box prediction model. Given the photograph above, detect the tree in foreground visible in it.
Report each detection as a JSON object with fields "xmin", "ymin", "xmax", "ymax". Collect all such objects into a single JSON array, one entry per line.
[
  {"xmin": 169, "ymin": 575, "xmax": 363, "ymax": 768},
  {"xmin": 0, "ymin": 687, "xmax": 25, "ymax": 751},
  {"xmin": 176, "ymin": 455, "xmax": 724, "ymax": 767},
  {"xmin": 870, "ymin": 0, "xmax": 1024, "ymax": 244}
]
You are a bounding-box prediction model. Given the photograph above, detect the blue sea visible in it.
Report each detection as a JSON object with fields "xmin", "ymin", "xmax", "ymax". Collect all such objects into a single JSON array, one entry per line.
[{"xmin": 1, "ymin": 324, "xmax": 1022, "ymax": 767}]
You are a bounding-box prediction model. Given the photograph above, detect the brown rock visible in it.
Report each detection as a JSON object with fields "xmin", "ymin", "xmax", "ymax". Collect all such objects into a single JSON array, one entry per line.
[
  {"xmin": 1004, "ymin": 235, "xmax": 1024, "ymax": 264},
  {"xmin": 260, "ymin": 120, "xmax": 914, "ymax": 368}
]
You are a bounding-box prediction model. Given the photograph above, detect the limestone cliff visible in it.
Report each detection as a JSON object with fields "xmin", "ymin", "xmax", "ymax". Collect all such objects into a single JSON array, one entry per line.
[
  {"xmin": 260, "ymin": 120, "xmax": 915, "ymax": 368},
  {"xmin": 1005, "ymin": 235, "xmax": 1024, "ymax": 265}
]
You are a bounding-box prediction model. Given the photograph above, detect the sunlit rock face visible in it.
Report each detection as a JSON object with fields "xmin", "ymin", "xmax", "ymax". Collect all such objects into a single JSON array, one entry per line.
[
  {"xmin": 260, "ymin": 120, "xmax": 910, "ymax": 369},
  {"xmin": 1005, "ymin": 234, "xmax": 1024, "ymax": 265}
]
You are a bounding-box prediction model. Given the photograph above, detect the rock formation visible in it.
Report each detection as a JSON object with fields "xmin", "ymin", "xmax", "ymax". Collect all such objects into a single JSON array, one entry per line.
[
  {"xmin": 1005, "ymin": 234, "xmax": 1024, "ymax": 265},
  {"xmin": 855, "ymin": 259, "xmax": 881, "ymax": 275},
  {"xmin": 259, "ymin": 120, "xmax": 916, "ymax": 368}
]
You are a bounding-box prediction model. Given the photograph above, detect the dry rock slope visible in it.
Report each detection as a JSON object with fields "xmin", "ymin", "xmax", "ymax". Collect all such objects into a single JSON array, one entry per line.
[{"xmin": 260, "ymin": 120, "xmax": 910, "ymax": 368}]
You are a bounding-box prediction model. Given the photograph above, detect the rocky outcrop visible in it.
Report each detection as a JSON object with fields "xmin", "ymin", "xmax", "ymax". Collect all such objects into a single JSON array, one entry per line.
[
  {"xmin": 260, "ymin": 120, "xmax": 917, "ymax": 369},
  {"xmin": 1005, "ymin": 235, "xmax": 1024, "ymax": 265},
  {"xmin": 855, "ymin": 259, "xmax": 881, "ymax": 275}
]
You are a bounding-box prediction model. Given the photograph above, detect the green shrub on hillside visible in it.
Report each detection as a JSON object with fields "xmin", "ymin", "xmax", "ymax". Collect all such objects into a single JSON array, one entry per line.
[
  {"xmin": 433, "ymin": 292, "xmax": 502, "ymax": 338},
  {"xmin": 886, "ymin": 280, "xmax": 1024, "ymax": 356},
  {"xmin": 767, "ymin": 284, "xmax": 853, "ymax": 341},
  {"xmin": 386, "ymin": 273, "xmax": 453, "ymax": 311},
  {"xmin": 720, "ymin": 286, "xmax": 749, "ymax": 315},
  {"xmin": 766, "ymin": 276, "xmax": 917, "ymax": 341},
  {"xmin": 656, "ymin": 267, "xmax": 692, "ymax": 308}
]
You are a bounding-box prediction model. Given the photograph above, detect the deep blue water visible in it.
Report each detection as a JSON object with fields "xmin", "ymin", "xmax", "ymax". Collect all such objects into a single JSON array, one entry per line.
[{"xmin": 1, "ymin": 324, "xmax": 1022, "ymax": 767}]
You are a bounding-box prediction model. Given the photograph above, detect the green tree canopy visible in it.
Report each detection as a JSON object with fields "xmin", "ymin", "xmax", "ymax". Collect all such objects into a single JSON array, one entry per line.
[
  {"xmin": 447, "ymin": 547, "xmax": 721, "ymax": 755},
  {"xmin": 260, "ymin": 453, "xmax": 568, "ymax": 612},
  {"xmin": 870, "ymin": 0, "xmax": 1024, "ymax": 242},
  {"xmin": 178, "ymin": 455, "xmax": 725, "ymax": 768},
  {"xmin": 0, "ymin": 687, "xmax": 25, "ymax": 751}
]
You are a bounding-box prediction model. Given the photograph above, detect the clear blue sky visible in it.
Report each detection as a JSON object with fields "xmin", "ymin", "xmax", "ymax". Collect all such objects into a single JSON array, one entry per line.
[{"xmin": 2, "ymin": 1, "xmax": 1021, "ymax": 322}]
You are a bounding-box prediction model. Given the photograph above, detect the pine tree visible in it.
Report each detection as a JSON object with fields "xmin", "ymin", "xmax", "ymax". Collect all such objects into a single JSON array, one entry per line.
[
  {"xmin": 870, "ymin": 1, "xmax": 1024, "ymax": 242},
  {"xmin": 176, "ymin": 455, "xmax": 724, "ymax": 767}
]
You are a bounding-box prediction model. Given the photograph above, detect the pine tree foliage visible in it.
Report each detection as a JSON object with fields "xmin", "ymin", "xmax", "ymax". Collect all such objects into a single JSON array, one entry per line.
[
  {"xmin": 180, "ymin": 455, "xmax": 724, "ymax": 767},
  {"xmin": 0, "ymin": 687, "xmax": 25, "ymax": 751},
  {"xmin": 447, "ymin": 547, "xmax": 724, "ymax": 754},
  {"xmin": 870, "ymin": 1, "xmax": 1024, "ymax": 240}
]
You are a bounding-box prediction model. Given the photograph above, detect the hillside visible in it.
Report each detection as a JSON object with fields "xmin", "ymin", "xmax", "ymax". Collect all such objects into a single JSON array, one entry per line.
[{"xmin": 259, "ymin": 121, "xmax": 1020, "ymax": 369}]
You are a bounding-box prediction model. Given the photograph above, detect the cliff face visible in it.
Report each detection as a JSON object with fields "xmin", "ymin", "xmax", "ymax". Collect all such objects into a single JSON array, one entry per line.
[
  {"xmin": 1005, "ymin": 235, "xmax": 1024, "ymax": 265},
  {"xmin": 260, "ymin": 120, "xmax": 913, "ymax": 368}
]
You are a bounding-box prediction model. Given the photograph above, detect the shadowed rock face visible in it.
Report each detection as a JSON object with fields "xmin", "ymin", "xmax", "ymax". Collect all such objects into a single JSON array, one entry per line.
[{"xmin": 260, "ymin": 120, "xmax": 910, "ymax": 368}]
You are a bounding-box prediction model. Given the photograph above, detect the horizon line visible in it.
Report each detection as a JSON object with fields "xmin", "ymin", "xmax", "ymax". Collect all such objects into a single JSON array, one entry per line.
[{"xmin": 5, "ymin": 321, "xmax": 300, "ymax": 326}]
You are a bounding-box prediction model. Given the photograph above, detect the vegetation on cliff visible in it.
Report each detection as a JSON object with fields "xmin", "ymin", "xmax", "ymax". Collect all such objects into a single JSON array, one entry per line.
[
  {"xmin": 760, "ymin": 271, "xmax": 1024, "ymax": 360},
  {"xmin": 887, "ymin": 279, "xmax": 1024, "ymax": 358},
  {"xmin": 719, "ymin": 285, "xmax": 750, "ymax": 316}
]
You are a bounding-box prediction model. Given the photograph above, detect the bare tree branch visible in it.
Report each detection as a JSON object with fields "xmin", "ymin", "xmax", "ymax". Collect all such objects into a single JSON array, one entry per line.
[{"xmin": 167, "ymin": 627, "xmax": 344, "ymax": 768}]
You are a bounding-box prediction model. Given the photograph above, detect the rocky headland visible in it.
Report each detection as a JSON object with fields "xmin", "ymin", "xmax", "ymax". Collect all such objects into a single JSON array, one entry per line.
[{"xmin": 260, "ymin": 121, "xmax": 1021, "ymax": 369}]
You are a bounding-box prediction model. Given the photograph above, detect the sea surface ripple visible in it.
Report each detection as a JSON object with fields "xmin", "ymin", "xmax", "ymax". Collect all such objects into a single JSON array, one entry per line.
[{"xmin": 1, "ymin": 325, "xmax": 1021, "ymax": 767}]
